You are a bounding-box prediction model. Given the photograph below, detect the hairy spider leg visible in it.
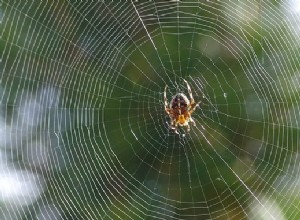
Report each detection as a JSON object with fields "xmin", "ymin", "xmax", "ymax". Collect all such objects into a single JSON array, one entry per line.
[
  {"xmin": 186, "ymin": 123, "xmax": 190, "ymax": 132},
  {"xmin": 184, "ymin": 79, "xmax": 202, "ymax": 115},
  {"xmin": 168, "ymin": 115, "xmax": 178, "ymax": 134},
  {"xmin": 173, "ymin": 120, "xmax": 180, "ymax": 134},
  {"xmin": 189, "ymin": 101, "xmax": 201, "ymax": 114},
  {"xmin": 189, "ymin": 115, "xmax": 196, "ymax": 126},
  {"xmin": 164, "ymin": 85, "xmax": 169, "ymax": 114},
  {"xmin": 164, "ymin": 85, "xmax": 178, "ymax": 133},
  {"xmin": 184, "ymin": 79, "xmax": 194, "ymax": 104}
]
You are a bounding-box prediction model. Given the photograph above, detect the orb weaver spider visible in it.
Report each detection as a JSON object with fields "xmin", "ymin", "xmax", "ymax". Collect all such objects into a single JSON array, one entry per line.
[{"xmin": 164, "ymin": 80, "xmax": 201, "ymax": 134}]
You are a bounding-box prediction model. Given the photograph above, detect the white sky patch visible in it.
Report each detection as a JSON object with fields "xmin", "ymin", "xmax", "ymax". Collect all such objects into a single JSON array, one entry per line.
[
  {"xmin": 248, "ymin": 196, "xmax": 285, "ymax": 220},
  {"xmin": 286, "ymin": 0, "xmax": 300, "ymax": 14},
  {"xmin": 283, "ymin": 0, "xmax": 300, "ymax": 42},
  {"xmin": 19, "ymin": 96, "xmax": 43, "ymax": 128},
  {"xmin": 0, "ymin": 169, "xmax": 44, "ymax": 206}
]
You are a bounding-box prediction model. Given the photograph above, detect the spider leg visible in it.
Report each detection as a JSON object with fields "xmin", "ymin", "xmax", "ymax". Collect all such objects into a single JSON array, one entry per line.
[
  {"xmin": 170, "ymin": 120, "xmax": 179, "ymax": 134},
  {"xmin": 189, "ymin": 100, "xmax": 201, "ymax": 115},
  {"xmin": 174, "ymin": 126, "xmax": 179, "ymax": 134},
  {"xmin": 174, "ymin": 128, "xmax": 179, "ymax": 134},
  {"xmin": 186, "ymin": 123, "xmax": 190, "ymax": 132},
  {"xmin": 189, "ymin": 117, "xmax": 196, "ymax": 126},
  {"xmin": 164, "ymin": 85, "xmax": 170, "ymax": 114},
  {"xmin": 184, "ymin": 79, "xmax": 194, "ymax": 104}
]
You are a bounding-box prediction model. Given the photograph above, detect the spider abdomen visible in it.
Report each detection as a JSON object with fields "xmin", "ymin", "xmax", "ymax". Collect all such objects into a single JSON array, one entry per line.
[{"xmin": 170, "ymin": 93, "xmax": 190, "ymax": 113}]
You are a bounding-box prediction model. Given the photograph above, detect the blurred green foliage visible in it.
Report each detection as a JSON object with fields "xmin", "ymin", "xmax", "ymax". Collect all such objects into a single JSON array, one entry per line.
[{"xmin": 1, "ymin": 0, "xmax": 300, "ymax": 219}]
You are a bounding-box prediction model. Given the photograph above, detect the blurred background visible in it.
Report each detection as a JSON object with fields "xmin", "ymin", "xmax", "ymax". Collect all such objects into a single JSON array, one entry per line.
[{"xmin": 1, "ymin": 0, "xmax": 300, "ymax": 219}]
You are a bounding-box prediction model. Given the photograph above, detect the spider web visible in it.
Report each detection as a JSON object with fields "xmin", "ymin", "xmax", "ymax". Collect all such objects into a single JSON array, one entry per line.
[{"xmin": 1, "ymin": 0, "xmax": 300, "ymax": 219}]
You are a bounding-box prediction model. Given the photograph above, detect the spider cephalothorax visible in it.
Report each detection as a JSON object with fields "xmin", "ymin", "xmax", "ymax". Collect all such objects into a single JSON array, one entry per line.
[{"xmin": 164, "ymin": 80, "xmax": 201, "ymax": 134}]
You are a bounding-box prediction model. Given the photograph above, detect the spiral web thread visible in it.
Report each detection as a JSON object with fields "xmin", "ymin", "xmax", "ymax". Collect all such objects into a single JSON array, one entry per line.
[{"xmin": 1, "ymin": 1, "xmax": 300, "ymax": 219}]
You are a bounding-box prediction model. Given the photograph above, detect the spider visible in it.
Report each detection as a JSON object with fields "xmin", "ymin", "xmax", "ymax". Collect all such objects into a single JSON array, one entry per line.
[{"xmin": 164, "ymin": 80, "xmax": 201, "ymax": 134}]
